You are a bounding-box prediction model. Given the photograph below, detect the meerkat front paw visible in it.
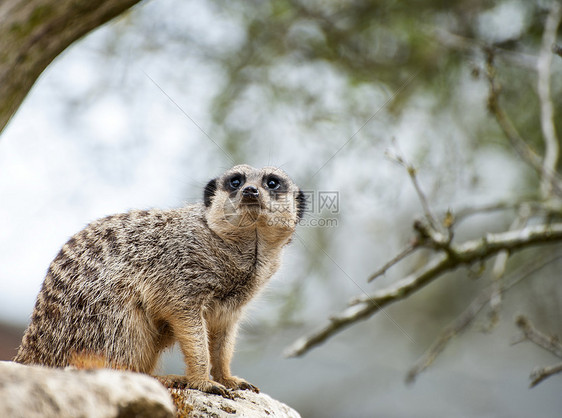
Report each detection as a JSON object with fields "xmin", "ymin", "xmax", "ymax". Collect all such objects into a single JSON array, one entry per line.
[
  {"xmin": 156, "ymin": 375, "xmax": 233, "ymax": 399},
  {"xmin": 217, "ymin": 376, "xmax": 260, "ymax": 393},
  {"xmin": 191, "ymin": 379, "xmax": 233, "ymax": 399}
]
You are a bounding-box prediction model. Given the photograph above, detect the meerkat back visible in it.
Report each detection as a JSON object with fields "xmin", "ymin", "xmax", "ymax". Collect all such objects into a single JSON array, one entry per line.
[{"xmin": 14, "ymin": 208, "xmax": 191, "ymax": 372}]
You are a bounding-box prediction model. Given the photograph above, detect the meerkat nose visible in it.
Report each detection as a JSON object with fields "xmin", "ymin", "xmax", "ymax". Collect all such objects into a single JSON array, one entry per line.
[{"xmin": 242, "ymin": 185, "xmax": 259, "ymax": 199}]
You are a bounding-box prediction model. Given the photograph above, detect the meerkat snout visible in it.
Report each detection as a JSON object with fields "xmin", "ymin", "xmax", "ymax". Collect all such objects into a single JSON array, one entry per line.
[
  {"xmin": 15, "ymin": 164, "xmax": 306, "ymax": 398},
  {"xmin": 241, "ymin": 185, "xmax": 259, "ymax": 200}
]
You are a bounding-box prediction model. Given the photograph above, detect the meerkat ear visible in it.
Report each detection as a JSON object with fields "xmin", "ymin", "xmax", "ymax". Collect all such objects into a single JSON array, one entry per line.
[
  {"xmin": 295, "ymin": 190, "xmax": 306, "ymax": 221},
  {"xmin": 204, "ymin": 178, "xmax": 217, "ymax": 207}
]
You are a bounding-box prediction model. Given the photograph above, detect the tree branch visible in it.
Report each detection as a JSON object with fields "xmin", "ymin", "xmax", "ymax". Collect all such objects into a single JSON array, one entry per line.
[
  {"xmin": 386, "ymin": 145, "xmax": 442, "ymax": 233},
  {"xmin": 0, "ymin": 0, "xmax": 143, "ymax": 135},
  {"xmin": 406, "ymin": 286, "xmax": 491, "ymax": 384},
  {"xmin": 429, "ymin": 26, "xmax": 537, "ymax": 70},
  {"xmin": 286, "ymin": 222, "xmax": 562, "ymax": 357},
  {"xmin": 406, "ymin": 252, "xmax": 562, "ymax": 383},
  {"xmin": 285, "ymin": 253, "xmax": 451, "ymax": 358},
  {"xmin": 367, "ymin": 243, "xmax": 418, "ymax": 283},
  {"xmin": 515, "ymin": 315, "xmax": 562, "ymax": 387},
  {"xmin": 537, "ymin": 3, "xmax": 562, "ymax": 198},
  {"xmin": 485, "ymin": 52, "xmax": 562, "ymax": 197},
  {"xmin": 515, "ymin": 315, "xmax": 562, "ymax": 359},
  {"xmin": 530, "ymin": 363, "xmax": 562, "ymax": 387},
  {"xmin": 489, "ymin": 206, "xmax": 531, "ymax": 326},
  {"xmin": 452, "ymin": 200, "xmax": 562, "ymax": 223}
]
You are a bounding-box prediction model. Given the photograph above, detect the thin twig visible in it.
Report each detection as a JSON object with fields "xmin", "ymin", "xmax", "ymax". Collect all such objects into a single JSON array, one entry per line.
[
  {"xmin": 367, "ymin": 198, "xmax": 556, "ymax": 284},
  {"xmin": 291, "ymin": 229, "xmax": 416, "ymax": 345},
  {"xmin": 407, "ymin": 252, "xmax": 562, "ymax": 383},
  {"xmin": 367, "ymin": 243, "xmax": 418, "ymax": 283},
  {"xmin": 454, "ymin": 201, "xmax": 521, "ymax": 220},
  {"xmin": 452, "ymin": 200, "xmax": 562, "ymax": 223},
  {"xmin": 286, "ymin": 223, "xmax": 562, "ymax": 357},
  {"xmin": 486, "ymin": 54, "xmax": 562, "ymax": 196},
  {"xmin": 406, "ymin": 288, "xmax": 491, "ymax": 383},
  {"xmin": 386, "ymin": 145, "xmax": 441, "ymax": 232},
  {"xmin": 428, "ymin": 26, "xmax": 537, "ymax": 70},
  {"xmin": 515, "ymin": 315, "xmax": 562, "ymax": 359},
  {"xmin": 285, "ymin": 253, "xmax": 451, "ymax": 358},
  {"xmin": 530, "ymin": 363, "xmax": 562, "ymax": 387},
  {"xmin": 515, "ymin": 314, "xmax": 562, "ymax": 387},
  {"xmin": 486, "ymin": 54, "xmax": 541, "ymax": 170},
  {"xmin": 538, "ymin": 3, "xmax": 562, "ymax": 198},
  {"xmin": 486, "ymin": 52, "xmax": 562, "ymax": 197},
  {"xmin": 489, "ymin": 205, "xmax": 531, "ymax": 326},
  {"xmin": 408, "ymin": 167, "xmax": 440, "ymax": 231}
]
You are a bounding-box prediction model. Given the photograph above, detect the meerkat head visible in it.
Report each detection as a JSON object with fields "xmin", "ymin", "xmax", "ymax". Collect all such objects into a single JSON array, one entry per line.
[{"xmin": 203, "ymin": 165, "xmax": 306, "ymax": 244}]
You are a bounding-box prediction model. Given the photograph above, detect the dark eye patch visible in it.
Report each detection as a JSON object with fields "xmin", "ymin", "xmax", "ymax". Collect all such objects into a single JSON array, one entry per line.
[
  {"xmin": 267, "ymin": 178, "xmax": 280, "ymax": 190},
  {"xmin": 224, "ymin": 173, "xmax": 245, "ymax": 192},
  {"xmin": 263, "ymin": 174, "xmax": 286, "ymax": 193}
]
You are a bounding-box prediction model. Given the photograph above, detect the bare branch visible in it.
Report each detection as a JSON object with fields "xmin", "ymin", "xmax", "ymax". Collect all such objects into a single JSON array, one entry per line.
[
  {"xmin": 485, "ymin": 53, "xmax": 562, "ymax": 197},
  {"xmin": 452, "ymin": 200, "xmax": 562, "ymax": 223},
  {"xmin": 454, "ymin": 201, "xmax": 521, "ymax": 219},
  {"xmin": 368, "ymin": 198, "xmax": 559, "ymax": 285},
  {"xmin": 515, "ymin": 315, "xmax": 562, "ymax": 387},
  {"xmin": 515, "ymin": 315, "xmax": 562, "ymax": 359},
  {"xmin": 407, "ymin": 252, "xmax": 562, "ymax": 383},
  {"xmin": 367, "ymin": 243, "xmax": 418, "ymax": 283},
  {"xmin": 489, "ymin": 206, "xmax": 531, "ymax": 326},
  {"xmin": 285, "ymin": 253, "xmax": 451, "ymax": 358},
  {"xmin": 408, "ymin": 167, "xmax": 441, "ymax": 233},
  {"xmin": 429, "ymin": 26, "xmax": 537, "ymax": 70},
  {"xmin": 406, "ymin": 286, "xmax": 491, "ymax": 384},
  {"xmin": 538, "ymin": 3, "xmax": 562, "ymax": 198},
  {"xmin": 386, "ymin": 146, "xmax": 441, "ymax": 232},
  {"xmin": 530, "ymin": 363, "xmax": 562, "ymax": 388},
  {"xmin": 286, "ymin": 223, "xmax": 562, "ymax": 357}
]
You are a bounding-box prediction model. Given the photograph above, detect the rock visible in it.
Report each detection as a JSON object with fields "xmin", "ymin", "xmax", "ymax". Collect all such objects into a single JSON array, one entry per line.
[
  {"xmin": 0, "ymin": 361, "xmax": 301, "ymax": 417},
  {"xmin": 0, "ymin": 361, "xmax": 175, "ymax": 418},
  {"xmin": 169, "ymin": 387, "xmax": 301, "ymax": 418}
]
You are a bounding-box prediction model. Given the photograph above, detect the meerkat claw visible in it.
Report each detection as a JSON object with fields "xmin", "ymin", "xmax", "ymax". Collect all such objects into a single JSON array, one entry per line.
[
  {"xmin": 217, "ymin": 376, "xmax": 260, "ymax": 393},
  {"xmin": 238, "ymin": 381, "xmax": 260, "ymax": 393},
  {"xmin": 207, "ymin": 384, "xmax": 234, "ymax": 399}
]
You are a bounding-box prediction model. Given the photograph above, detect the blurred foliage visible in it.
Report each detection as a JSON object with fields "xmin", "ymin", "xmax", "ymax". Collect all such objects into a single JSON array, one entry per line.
[{"xmin": 208, "ymin": 0, "xmax": 560, "ymax": 167}]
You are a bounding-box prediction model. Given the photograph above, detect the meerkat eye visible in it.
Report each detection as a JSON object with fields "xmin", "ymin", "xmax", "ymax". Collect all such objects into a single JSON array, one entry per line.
[
  {"xmin": 229, "ymin": 176, "xmax": 243, "ymax": 189},
  {"xmin": 266, "ymin": 177, "xmax": 281, "ymax": 190}
]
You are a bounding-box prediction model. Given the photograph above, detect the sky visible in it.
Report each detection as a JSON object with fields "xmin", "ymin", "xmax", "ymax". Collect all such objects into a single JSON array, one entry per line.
[{"xmin": 0, "ymin": 2, "xmax": 218, "ymax": 323}]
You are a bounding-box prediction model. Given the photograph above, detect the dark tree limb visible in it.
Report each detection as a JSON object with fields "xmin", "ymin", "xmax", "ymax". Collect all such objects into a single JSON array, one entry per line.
[{"xmin": 0, "ymin": 0, "xmax": 143, "ymax": 134}]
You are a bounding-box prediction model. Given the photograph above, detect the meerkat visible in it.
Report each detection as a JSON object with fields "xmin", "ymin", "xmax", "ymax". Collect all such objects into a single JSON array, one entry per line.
[{"xmin": 14, "ymin": 164, "xmax": 306, "ymax": 397}]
